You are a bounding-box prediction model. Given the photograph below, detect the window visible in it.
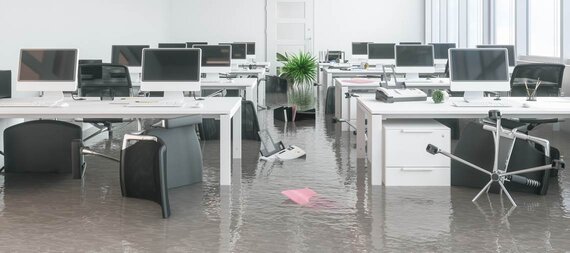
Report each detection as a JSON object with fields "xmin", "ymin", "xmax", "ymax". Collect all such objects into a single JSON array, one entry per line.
[
  {"xmin": 528, "ymin": 0, "xmax": 560, "ymax": 57},
  {"xmin": 493, "ymin": 0, "xmax": 515, "ymax": 45},
  {"xmin": 467, "ymin": 0, "xmax": 484, "ymax": 47}
]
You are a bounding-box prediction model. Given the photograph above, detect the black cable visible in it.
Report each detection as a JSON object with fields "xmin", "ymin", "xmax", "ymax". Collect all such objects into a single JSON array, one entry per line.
[{"xmin": 71, "ymin": 93, "xmax": 86, "ymax": 101}]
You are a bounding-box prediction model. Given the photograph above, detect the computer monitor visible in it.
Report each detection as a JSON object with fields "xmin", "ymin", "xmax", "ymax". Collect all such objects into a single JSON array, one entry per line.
[
  {"xmin": 186, "ymin": 42, "xmax": 208, "ymax": 48},
  {"xmin": 430, "ymin": 43, "xmax": 456, "ymax": 64},
  {"xmin": 111, "ymin": 45, "xmax": 149, "ymax": 66},
  {"xmin": 351, "ymin": 42, "xmax": 369, "ymax": 60},
  {"xmin": 326, "ymin": 51, "xmax": 344, "ymax": 62},
  {"xmin": 400, "ymin": 42, "xmax": 422, "ymax": 45},
  {"xmin": 141, "ymin": 48, "xmax": 201, "ymax": 98},
  {"xmin": 367, "ymin": 43, "xmax": 396, "ymax": 65},
  {"xmin": 192, "ymin": 45, "xmax": 231, "ymax": 82},
  {"xmin": 449, "ymin": 48, "xmax": 510, "ymax": 101},
  {"xmin": 244, "ymin": 42, "xmax": 256, "ymax": 61},
  {"xmin": 158, "ymin": 43, "xmax": 187, "ymax": 48},
  {"xmin": 220, "ymin": 43, "xmax": 247, "ymax": 65},
  {"xmin": 17, "ymin": 49, "xmax": 78, "ymax": 97},
  {"xmin": 477, "ymin": 45, "xmax": 516, "ymax": 67},
  {"xmin": 395, "ymin": 45, "xmax": 435, "ymax": 78}
]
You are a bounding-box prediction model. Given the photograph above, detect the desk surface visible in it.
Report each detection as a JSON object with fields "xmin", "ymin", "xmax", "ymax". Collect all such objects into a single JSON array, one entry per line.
[
  {"xmin": 230, "ymin": 68, "xmax": 267, "ymax": 75},
  {"xmin": 0, "ymin": 97, "xmax": 242, "ymax": 119},
  {"xmin": 201, "ymin": 78, "xmax": 257, "ymax": 88},
  {"xmin": 357, "ymin": 97, "xmax": 570, "ymax": 118},
  {"xmin": 324, "ymin": 68, "xmax": 385, "ymax": 74},
  {"xmin": 336, "ymin": 77, "xmax": 450, "ymax": 89}
]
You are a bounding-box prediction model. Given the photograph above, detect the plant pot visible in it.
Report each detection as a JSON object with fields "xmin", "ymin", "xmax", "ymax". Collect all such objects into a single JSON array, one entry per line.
[{"xmin": 287, "ymin": 82, "xmax": 315, "ymax": 112}]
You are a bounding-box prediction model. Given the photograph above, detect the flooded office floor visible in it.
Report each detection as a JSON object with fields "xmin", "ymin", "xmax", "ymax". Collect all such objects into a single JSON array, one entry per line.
[{"xmin": 0, "ymin": 91, "xmax": 569, "ymax": 252}]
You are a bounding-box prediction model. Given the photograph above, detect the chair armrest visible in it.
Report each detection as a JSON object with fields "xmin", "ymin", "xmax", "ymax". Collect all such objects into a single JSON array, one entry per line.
[{"xmin": 517, "ymin": 118, "xmax": 561, "ymax": 124}]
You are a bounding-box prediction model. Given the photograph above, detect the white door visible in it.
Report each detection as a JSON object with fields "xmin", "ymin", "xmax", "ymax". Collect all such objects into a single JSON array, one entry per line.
[{"xmin": 266, "ymin": 0, "xmax": 314, "ymax": 75}]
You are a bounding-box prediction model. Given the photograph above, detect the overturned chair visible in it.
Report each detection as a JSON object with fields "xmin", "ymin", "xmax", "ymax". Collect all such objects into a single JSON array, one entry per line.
[
  {"xmin": 426, "ymin": 110, "xmax": 564, "ymax": 207},
  {"xmin": 72, "ymin": 116, "xmax": 203, "ymax": 218}
]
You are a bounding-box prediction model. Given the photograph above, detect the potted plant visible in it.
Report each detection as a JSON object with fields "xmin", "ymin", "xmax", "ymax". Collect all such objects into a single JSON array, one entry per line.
[{"xmin": 277, "ymin": 51, "xmax": 318, "ymax": 112}]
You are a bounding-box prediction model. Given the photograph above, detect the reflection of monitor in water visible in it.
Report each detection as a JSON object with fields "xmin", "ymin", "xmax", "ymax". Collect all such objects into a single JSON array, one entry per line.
[{"xmin": 258, "ymin": 130, "xmax": 285, "ymax": 157}]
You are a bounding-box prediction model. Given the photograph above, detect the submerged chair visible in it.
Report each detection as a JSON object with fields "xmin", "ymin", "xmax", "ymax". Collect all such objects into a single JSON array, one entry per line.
[
  {"xmin": 77, "ymin": 63, "xmax": 134, "ymax": 141},
  {"xmin": 3, "ymin": 120, "xmax": 82, "ymax": 174},
  {"xmin": 427, "ymin": 110, "xmax": 564, "ymax": 207},
  {"xmin": 73, "ymin": 116, "xmax": 204, "ymax": 218},
  {"xmin": 200, "ymin": 100, "xmax": 260, "ymax": 141}
]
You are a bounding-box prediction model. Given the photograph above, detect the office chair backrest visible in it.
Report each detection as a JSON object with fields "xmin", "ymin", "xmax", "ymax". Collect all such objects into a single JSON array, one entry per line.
[
  {"xmin": 78, "ymin": 63, "xmax": 132, "ymax": 97},
  {"xmin": 510, "ymin": 63, "xmax": 565, "ymax": 97},
  {"xmin": 4, "ymin": 120, "xmax": 82, "ymax": 174},
  {"xmin": 0, "ymin": 70, "xmax": 12, "ymax": 98}
]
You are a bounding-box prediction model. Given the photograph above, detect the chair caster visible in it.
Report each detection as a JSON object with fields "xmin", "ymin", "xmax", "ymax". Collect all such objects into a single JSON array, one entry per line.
[{"xmin": 426, "ymin": 144, "xmax": 440, "ymax": 155}]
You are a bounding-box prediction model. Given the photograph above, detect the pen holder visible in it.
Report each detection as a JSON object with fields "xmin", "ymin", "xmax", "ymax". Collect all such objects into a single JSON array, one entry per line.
[{"xmin": 526, "ymin": 88, "xmax": 537, "ymax": 101}]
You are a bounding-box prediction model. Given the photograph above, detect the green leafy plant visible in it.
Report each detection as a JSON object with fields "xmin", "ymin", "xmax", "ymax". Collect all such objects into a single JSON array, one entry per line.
[
  {"xmin": 432, "ymin": 90, "xmax": 446, "ymax": 103},
  {"xmin": 278, "ymin": 51, "xmax": 317, "ymax": 86}
]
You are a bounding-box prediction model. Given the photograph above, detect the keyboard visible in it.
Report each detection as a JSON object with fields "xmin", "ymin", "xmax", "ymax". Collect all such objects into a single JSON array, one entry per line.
[
  {"xmin": 0, "ymin": 99, "xmax": 61, "ymax": 107},
  {"xmin": 404, "ymin": 78, "xmax": 433, "ymax": 83},
  {"xmin": 125, "ymin": 100, "xmax": 185, "ymax": 107},
  {"xmin": 453, "ymin": 100, "xmax": 513, "ymax": 107}
]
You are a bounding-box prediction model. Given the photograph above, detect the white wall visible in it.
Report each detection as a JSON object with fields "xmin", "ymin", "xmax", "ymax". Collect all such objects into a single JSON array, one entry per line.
[
  {"xmin": 314, "ymin": 0, "xmax": 425, "ymax": 56},
  {"xmin": 0, "ymin": 0, "xmax": 171, "ymax": 97},
  {"xmin": 169, "ymin": 0, "xmax": 267, "ymax": 60},
  {"xmin": 169, "ymin": 0, "xmax": 425, "ymax": 62}
]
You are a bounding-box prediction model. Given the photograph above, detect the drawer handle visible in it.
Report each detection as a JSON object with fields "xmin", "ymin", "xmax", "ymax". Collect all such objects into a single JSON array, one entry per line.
[
  {"xmin": 400, "ymin": 168, "xmax": 434, "ymax": 172},
  {"xmin": 400, "ymin": 130, "xmax": 435, "ymax": 134}
]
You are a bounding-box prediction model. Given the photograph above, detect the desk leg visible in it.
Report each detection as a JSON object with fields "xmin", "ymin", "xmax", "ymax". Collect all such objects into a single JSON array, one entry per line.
[
  {"xmin": 233, "ymin": 107, "xmax": 242, "ymax": 159},
  {"xmin": 220, "ymin": 115, "xmax": 232, "ymax": 185},
  {"xmin": 368, "ymin": 114, "xmax": 383, "ymax": 186},
  {"xmin": 356, "ymin": 103, "xmax": 366, "ymax": 159},
  {"xmin": 326, "ymin": 73, "xmax": 333, "ymax": 87}
]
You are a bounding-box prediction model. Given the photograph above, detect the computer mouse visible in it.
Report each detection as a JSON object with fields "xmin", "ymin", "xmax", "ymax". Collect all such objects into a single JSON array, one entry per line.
[
  {"xmin": 522, "ymin": 102, "xmax": 531, "ymax": 108},
  {"xmin": 191, "ymin": 102, "xmax": 203, "ymax": 108},
  {"xmin": 59, "ymin": 103, "xmax": 70, "ymax": 108}
]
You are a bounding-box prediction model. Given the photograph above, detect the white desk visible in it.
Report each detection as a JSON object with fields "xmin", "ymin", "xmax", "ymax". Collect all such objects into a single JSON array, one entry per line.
[
  {"xmin": 322, "ymin": 68, "xmax": 384, "ymax": 87},
  {"xmin": 335, "ymin": 78, "xmax": 451, "ymax": 130},
  {"xmin": 0, "ymin": 97, "xmax": 242, "ymax": 186},
  {"xmin": 356, "ymin": 97, "xmax": 570, "ymax": 186},
  {"xmin": 202, "ymin": 78, "xmax": 258, "ymax": 109}
]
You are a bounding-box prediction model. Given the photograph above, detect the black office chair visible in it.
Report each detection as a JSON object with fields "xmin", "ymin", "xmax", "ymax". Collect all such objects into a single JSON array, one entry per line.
[
  {"xmin": 2, "ymin": 120, "xmax": 82, "ymax": 174},
  {"xmin": 199, "ymin": 100, "xmax": 261, "ymax": 141},
  {"xmin": 427, "ymin": 113, "xmax": 564, "ymax": 207},
  {"xmin": 77, "ymin": 63, "xmax": 134, "ymax": 141},
  {"xmin": 121, "ymin": 134, "xmax": 170, "ymax": 218}
]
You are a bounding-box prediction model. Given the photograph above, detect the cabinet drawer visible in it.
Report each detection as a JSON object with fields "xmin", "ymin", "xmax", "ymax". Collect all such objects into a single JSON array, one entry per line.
[
  {"xmin": 384, "ymin": 167, "xmax": 450, "ymax": 186},
  {"xmin": 384, "ymin": 128, "xmax": 450, "ymax": 167}
]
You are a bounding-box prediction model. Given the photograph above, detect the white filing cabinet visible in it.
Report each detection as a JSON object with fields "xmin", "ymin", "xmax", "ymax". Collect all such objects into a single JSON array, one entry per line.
[{"xmin": 383, "ymin": 119, "xmax": 450, "ymax": 186}]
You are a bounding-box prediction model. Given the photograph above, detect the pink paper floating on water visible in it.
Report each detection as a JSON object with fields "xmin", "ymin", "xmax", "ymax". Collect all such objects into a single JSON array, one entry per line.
[{"xmin": 281, "ymin": 188, "xmax": 317, "ymax": 205}]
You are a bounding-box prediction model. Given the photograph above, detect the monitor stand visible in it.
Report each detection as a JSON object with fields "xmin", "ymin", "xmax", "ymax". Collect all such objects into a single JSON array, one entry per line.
[
  {"xmin": 463, "ymin": 91, "xmax": 485, "ymax": 102},
  {"xmin": 202, "ymin": 73, "xmax": 221, "ymax": 83},
  {"xmin": 404, "ymin": 73, "xmax": 420, "ymax": 80},
  {"xmin": 163, "ymin": 91, "xmax": 185, "ymax": 103},
  {"xmin": 41, "ymin": 91, "xmax": 65, "ymax": 102}
]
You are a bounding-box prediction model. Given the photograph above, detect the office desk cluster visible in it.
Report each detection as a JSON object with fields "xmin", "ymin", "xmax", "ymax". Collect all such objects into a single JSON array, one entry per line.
[
  {"xmin": 356, "ymin": 97, "xmax": 570, "ymax": 186},
  {"xmin": 0, "ymin": 97, "xmax": 243, "ymax": 186}
]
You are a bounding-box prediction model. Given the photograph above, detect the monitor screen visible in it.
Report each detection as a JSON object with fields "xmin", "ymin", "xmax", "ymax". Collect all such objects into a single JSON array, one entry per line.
[
  {"xmin": 193, "ymin": 45, "xmax": 231, "ymax": 67},
  {"xmin": 352, "ymin": 42, "xmax": 369, "ymax": 55},
  {"xmin": 246, "ymin": 42, "xmax": 255, "ymax": 55},
  {"xmin": 430, "ymin": 43, "xmax": 456, "ymax": 60},
  {"xmin": 477, "ymin": 45, "xmax": 516, "ymax": 66},
  {"xmin": 395, "ymin": 45, "xmax": 434, "ymax": 67},
  {"xmin": 111, "ymin": 45, "xmax": 149, "ymax": 67},
  {"xmin": 220, "ymin": 43, "xmax": 247, "ymax": 60},
  {"xmin": 18, "ymin": 49, "xmax": 78, "ymax": 81},
  {"xmin": 186, "ymin": 42, "xmax": 208, "ymax": 48},
  {"xmin": 158, "ymin": 43, "xmax": 186, "ymax": 48},
  {"xmin": 450, "ymin": 49, "xmax": 509, "ymax": 81},
  {"xmin": 368, "ymin": 43, "xmax": 396, "ymax": 59},
  {"xmin": 400, "ymin": 42, "xmax": 422, "ymax": 45},
  {"xmin": 142, "ymin": 49, "xmax": 201, "ymax": 82}
]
